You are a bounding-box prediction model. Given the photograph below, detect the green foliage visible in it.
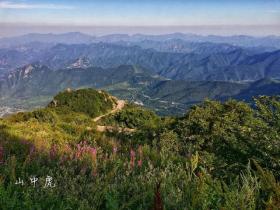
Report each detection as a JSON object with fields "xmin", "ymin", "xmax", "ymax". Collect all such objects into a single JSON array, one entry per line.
[
  {"xmin": 7, "ymin": 109, "xmax": 57, "ymax": 124},
  {"xmin": 255, "ymin": 96, "xmax": 280, "ymax": 130},
  {"xmin": 49, "ymin": 88, "xmax": 116, "ymax": 118},
  {"xmin": 101, "ymin": 104, "xmax": 161, "ymax": 129},
  {"xmin": 174, "ymin": 98, "xmax": 280, "ymax": 178},
  {"xmin": 0, "ymin": 91, "xmax": 280, "ymax": 209}
]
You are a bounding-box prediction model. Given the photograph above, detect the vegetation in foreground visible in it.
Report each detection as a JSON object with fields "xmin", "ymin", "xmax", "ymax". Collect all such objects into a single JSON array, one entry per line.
[{"xmin": 0, "ymin": 88, "xmax": 280, "ymax": 209}]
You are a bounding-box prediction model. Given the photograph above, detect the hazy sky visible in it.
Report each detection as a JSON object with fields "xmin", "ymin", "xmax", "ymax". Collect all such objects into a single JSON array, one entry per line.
[{"xmin": 0, "ymin": 0, "xmax": 279, "ymax": 37}]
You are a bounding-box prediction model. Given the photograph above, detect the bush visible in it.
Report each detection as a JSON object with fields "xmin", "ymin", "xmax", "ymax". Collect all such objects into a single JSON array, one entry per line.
[{"xmin": 101, "ymin": 105, "xmax": 161, "ymax": 129}]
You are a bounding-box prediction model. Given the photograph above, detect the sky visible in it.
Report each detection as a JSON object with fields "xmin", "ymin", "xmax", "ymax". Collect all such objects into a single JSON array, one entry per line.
[{"xmin": 0, "ymin": 0, "xmax": 279, "ymax": 37}]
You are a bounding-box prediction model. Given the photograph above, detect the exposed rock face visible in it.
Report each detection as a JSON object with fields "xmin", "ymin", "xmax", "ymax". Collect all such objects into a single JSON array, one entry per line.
[{"xmin": 67, "ymin": 57, "xmax": 90, "ymax": 69}]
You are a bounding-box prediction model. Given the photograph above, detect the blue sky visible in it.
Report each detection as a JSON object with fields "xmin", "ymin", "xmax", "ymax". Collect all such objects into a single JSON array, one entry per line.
[{"xmin": 0, "ymin": 0, "xmax": 279, "ymax": 36}]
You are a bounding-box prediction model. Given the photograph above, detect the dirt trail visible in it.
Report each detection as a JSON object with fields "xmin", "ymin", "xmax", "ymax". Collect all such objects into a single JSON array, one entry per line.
[
  {"xmin": 96, "ymin": 125, "xmax": 135, "ymax": 133},
  {"xmin": 93, "ymin": 99, "xmax": 125, "ymax": 122},
  {"xmin": 92, "ymin": 99, "xmax": 135, "ymax": 133}
]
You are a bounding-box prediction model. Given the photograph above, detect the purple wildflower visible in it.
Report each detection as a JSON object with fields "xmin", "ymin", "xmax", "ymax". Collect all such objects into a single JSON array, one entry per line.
[{"xmin": 75, "ymin": 141, "xmax": 97, "ymax": 162}]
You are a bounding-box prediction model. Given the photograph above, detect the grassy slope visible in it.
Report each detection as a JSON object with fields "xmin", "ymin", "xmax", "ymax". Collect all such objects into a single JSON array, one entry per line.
[{"xmin": 0, "ymin": 89, "xmax": 280, "ymax": 209}]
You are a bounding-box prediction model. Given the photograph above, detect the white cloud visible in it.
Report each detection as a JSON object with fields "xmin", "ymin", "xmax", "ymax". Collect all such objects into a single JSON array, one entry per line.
[{"xmin": 0, "ymin": 1, "xmax": 74, "ymax": 9}]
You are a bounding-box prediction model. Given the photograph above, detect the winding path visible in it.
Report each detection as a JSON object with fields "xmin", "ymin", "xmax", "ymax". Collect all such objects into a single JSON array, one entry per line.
[
  {"xmin": 93, "ymin": 99, "xmax": 125, "ymax": 122},
  {"xmin": 92, "ymin": 99, "xmax": 135, "ymax": 133}
]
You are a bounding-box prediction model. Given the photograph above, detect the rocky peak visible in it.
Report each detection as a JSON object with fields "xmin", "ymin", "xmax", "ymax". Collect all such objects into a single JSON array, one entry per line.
[{"xmin": 67, "ymin": 57, "xmax": 90, "ymax": 69}]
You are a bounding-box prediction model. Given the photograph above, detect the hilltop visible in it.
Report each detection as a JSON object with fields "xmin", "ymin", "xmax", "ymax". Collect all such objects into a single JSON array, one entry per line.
[{"xmin": 48, "ymin": 88, "xmax": 117, "ymax": 118}]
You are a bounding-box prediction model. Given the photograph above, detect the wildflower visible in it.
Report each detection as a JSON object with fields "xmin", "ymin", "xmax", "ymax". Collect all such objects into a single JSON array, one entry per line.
[
  {"xmin": 130, "ymin": 149, "xmax": 136, "ymax": 168},
  {"xmin": 61, "ymin": 144, "xmax": 73, "ymax": 160},
  {"xmin": 49, "ymin": 145, "xmax": 57, "ymax": 159},
  {"xmin": 75, "ymin": 150, "xmax": 81, "ymax": 159},
  {"xmin": 90, "ymin": 147, "xmax": 97, "ymax": 161},
  {"xmin": 113, "ymin": 146, "xmax": 118, "ymax": 154},
  {"xmin": 88, "ymin": 147, "xmax": 98, "ymax": 176},
  {"xmin": 59, "ymin": 145, "xmax": 70, "ymax": 163},
  {"xmin": 75, "ymin": 142, "xmax": 98, "ymax": 161},
  {"xmin": 75, "ymin": 142, "xmax": 83, "ymax": 159},
  {"xmin": 64, "ymin": 144, "xmax": 72, "ymax": 153},
  {"xmin": 137, "ymin": 159, "xmax": 143, "ymax": 167}
]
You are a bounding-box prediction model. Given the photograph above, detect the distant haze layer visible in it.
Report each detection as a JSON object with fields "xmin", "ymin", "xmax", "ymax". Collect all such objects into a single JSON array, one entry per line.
[{"xmin": 0, "ymin": 24, "xmax": 279, "ymax": 38}]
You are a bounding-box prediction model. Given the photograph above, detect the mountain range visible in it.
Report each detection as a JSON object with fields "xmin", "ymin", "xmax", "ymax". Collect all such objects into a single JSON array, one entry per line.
[
  {"xmin": 1, "ymin": 42, "xmax": 279, "ymax": 82},
  {"xmin": 0, "ymin": 32, "xmax": 280, "ymax": 116},
  {"xmin": 1, "ymin": 63, "xmax": 280, "ymax": 116},
  {"xmin": 1, "ymin": 32, "xmax": 280, "ymax": 49}
]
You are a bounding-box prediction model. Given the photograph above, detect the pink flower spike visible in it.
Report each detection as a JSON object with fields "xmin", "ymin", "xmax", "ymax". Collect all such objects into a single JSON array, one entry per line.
[
  {"xmin": 90, "ymin": 147, "xmax": 97, "ymax": 155},
  {"xmin": 75, "ymin": 151, "xmax": 81, "ymax": 159},
  {"xmin": 130, "ymin": 149, "xmax": 136, "ymax": 157},
  {"xmin": 113, "ymin": 146, "xmax": 117, "ymax": 154},
  {"xmin": 138, "ymin": 159, "xmax": 142, "ymax": 167},
  {"xmin": 90, "ymin": 147, "xmax": 97, "ymax": 162}
]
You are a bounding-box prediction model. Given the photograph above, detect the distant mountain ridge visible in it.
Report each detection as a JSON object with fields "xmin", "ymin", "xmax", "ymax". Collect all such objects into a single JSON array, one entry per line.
[
  {"xmin": 1, "ymin": 32, "xmax": 280, "ymax": 116},
  {"xmin": 1, "ymin": 32, "xmax": 280, "ymax": 49},
  {"xmin": 0, "ymin": 32, "xmax": 94, "ymax": 48},
  {"xmin": 1, "ymin": 42, "xmax": 279, "ymax": 82},
  {"xmin": 1, "ymin": 63, "xmax": 280, "ymax": 115}
]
